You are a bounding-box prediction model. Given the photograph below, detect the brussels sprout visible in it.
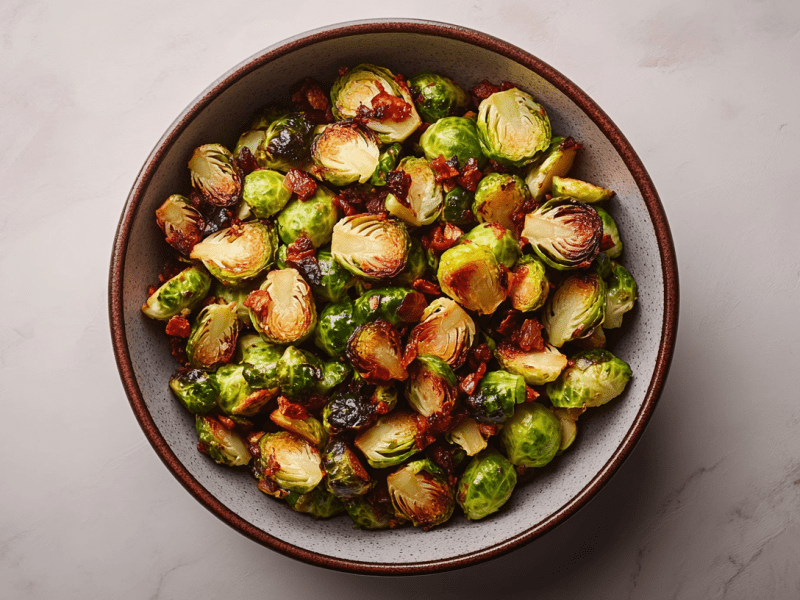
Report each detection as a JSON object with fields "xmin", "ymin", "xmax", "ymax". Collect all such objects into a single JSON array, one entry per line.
[
  {"xmin": 234, "ymin": 129, "xmax": 267, "ymax": 161},
  {"xmin": 311, "ymin": 121, "xmax": 381, "ymax": 186},
  {"xmin": 312, "ymin": 250, "xmax": 356, "ymax": 302},
  {"xmin": 211, "ymin": 280, "xmax": 256, "ymax": 327},
  {"xmin": 370, "ymin": 143, "xmax": 403, "ymax": 186},
  {"xmin": 277, "ymin": 184, "xmax": 339, "ymax": 248},
  {"xmin": 457, "ymin": 448, "xmax": 517, "ymax": 520},
  {"xmin": 241, "ymin": 169, "xmax": 292, "ymax": 219},
  {"xmin": 345, "ymin": 496, "xmax": 402, "ymax": 530},
  {"xmin": 408, "ymin": 72, "xmax": 470, "ymax": 123},
  {"xmin": 353, "ymin": 287, "xmax": 427, "ymax": 327},
  {"xmin": 542, "ymin": 272, "xmax": 607, "ymax": 347},
  {"xmin": 190, "ymin": 221, "xmax": 277, "ymax": 286},
  {"xmin": 185, "ymin": 303, "xmax": 239, "ymax": 370},
  {"xmin": 500, "ymin": 402, "xmax": 561, "ymax": 468},
  {"xmin": 330, "ymin": 64, "xmax": 421, "ymax": 143},
  {"xmin": 323, "ymin": 439, "xmax": 374, "ymax": 499},
  {"xmin": 405, "ymin": 355, "xmax": 458, "ymax": 418},
  {"xmin": 387, "ymin": 459, "xmax": 454, "ymax": 528},
  {"xmin": 406, "ymin": 297, "xmax": 476, "ymax": 368},
  {"xmin": 239, "ymin": 337, "xmax": 282, "ymax": 392},
  {"xmin": 385, "ymin": 157, "xmax": 443, "ymax": 227},
  {"xmin": 441, "ymin": 186, "xmax": 476, "ymax": 226},
  {"xmin": 521, "ymin": 198, "xmax": 602, "ymax": 271},
  {"xmin": 322, "ymin": 391, "xmax": 377, "ymax": 435},
  {"xmin": 476, "ymin": 88, "xmax": 551, "ymax": 167},
  {"xmin": 472, "ymin": 173, "xmax": 530, "ymax": 232},
  {"xmin": 331, "ymin": 214, "xmax": 410, "ymax": 280},
  {"xmin": 458, "ymin": 222, "xmax": 521, "ymax": 268},
  {"xmin": 169, "ymin": 368, "xmax": 218, "ymax": 414},
  {"xmin": 392, "ymin": 236, "xmax": 428, "ymax": 286},
  {"xmin": 255, "ymin": 112, "xmax": 314, "ymax": 171},
  {"xmin": 314, "ymin": 299, "xmax": 358, "ymax": 358},
  {"xmin": 257, "ymin": 431, "xmax": 324, "ymax": 494},
  {"xmin": 188, "ymin": 143, "xmax": 242, "ymax": 206},
  {"xmin": 593, "ymin": 251, "xmax": 613, "ymax": 280},
  {"xmin": 355, "ymin": 410, "xmax": 421, "ymax": 469},
  {"xmin": 552, "ymin": 406, "xmax": 585, "ymax": 454},
  {"xmin": 447, "ymin": 417, "xmax": 488, "ymax": 456},
  {"xmin": 346, "ymin": 321, "xmax": 408, "ymax": 383},
  {"xmin": 195, "ymin": 415, "xmax": 251, "ymax": 467},
  {"xmin": 317, "ymin": 360, "xmax": 352, "ymax": 395},
  {"xmin": 465, "ymin": 370, "xmax": 526, "ymax": 424},
  {"xmin": 246, "ymin": 269, "xmax": 317, "ymax": 345},
  {"xmin": 270, "ymin": 410, "xmax": 328, "ymax": 449},
  {"xmin": 155, "ymin": 194, "xmax": 205, "ymax": 255},
  {"xmin": 508, "ymin": 255, "xmax": 549, "ymax": 312},
  {"xmin": 524, "ymin": 136, "xmax": 580, "ymax": 201},
  {"xmin": 215, "ymin": 364, "xmax": 274, "ymax": 416},
  {"xmin": 494, "ymin": 342, "xmax": 568, "ymax": 386},
  {"xmin": 141, "ymin": 266, "xmax": 212, "ymax": 321},
  {"xmin": 277, "ymin": 346, "xmax": 323, "ymax": 401},
  {"xmin": 419, "ymin": 116, "xmax": 487, "ymax": 168},
  {"xmin": 437, "ymin": 244, "xmax": 507, "ymax": 314},
  {"xmin": 551, "ymin": 176, "xmax": 614, "ymax": 204},
  {"xmin": 546, "ymin": 349, "xmax": 632, "ymax": 408},
  {"xmin": 285, "ymin": 486, "xmax": 345, "ymax": 519},
  {"xmin": 594, "ymin": 206, "xmax": 624, "ymax": 259},
  {"xmin": 604, "ymin": 262, "xmax": 638, "ymax": 329}
]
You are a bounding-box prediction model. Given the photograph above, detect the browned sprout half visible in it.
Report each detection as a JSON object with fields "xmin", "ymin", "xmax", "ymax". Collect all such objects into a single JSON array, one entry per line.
[
  {"xmin": 155, "ymin": 194, "xmax": 205, "ymax": 255},
  {"xmin": 387, "ymin": 458, "xmax": 455, "ymax": 529},
  {"xmin": 494, "ymin": 341, "xmax": 567, "ymax": 386},
  {"xmin": 331, "ymin": 214, "xmax": 409, "ymax": 280},
  {"xmin": 190, "ymin": 222, "xmax": 277, "ymax": 286},
  {"xmin": 188, "ymin": 143, "xmax": 242, "ymax": 206},
  {"xmin": 446, "ymin": 417, "xmax": 488, "ymax": 456},
  {"xmin": 437, "ymin": 243, "xmax": 508, "ymax": 314},
  {"xmin": 245, "ymin": 269, "xmax": 317, "ymax": 345},
  {"xmin": 185, "ymin": 302, "xmax": 239, "ymax": 370},
  {"xmin": 346, "ymin": 320, "xmax": 408, "ymax": 383},
  {"xmin": 406, "ymin": 297, "xmax": 476, "ymax": 369}
]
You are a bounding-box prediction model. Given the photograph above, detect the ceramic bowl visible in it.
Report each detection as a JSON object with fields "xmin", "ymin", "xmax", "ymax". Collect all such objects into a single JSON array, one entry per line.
[{"xmin": 109, "ymin": 19, "xmax": 678, "ymax": 575}]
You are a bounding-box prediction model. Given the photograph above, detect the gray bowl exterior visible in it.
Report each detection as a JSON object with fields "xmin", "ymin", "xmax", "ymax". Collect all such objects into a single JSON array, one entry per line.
[{"xmin": 110, "ymin": 20, "xmax": 678, "ymax": 574}]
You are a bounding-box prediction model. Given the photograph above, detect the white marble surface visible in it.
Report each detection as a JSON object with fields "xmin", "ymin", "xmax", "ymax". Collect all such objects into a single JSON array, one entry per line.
[{"xmin": 1, "ymin": 0, "xmax": 798, "ymax": 597}]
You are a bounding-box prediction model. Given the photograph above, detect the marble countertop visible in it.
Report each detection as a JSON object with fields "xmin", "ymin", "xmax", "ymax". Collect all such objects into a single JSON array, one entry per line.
[{"xmin": 1, "ymin": 0, "xmax": 798, "ymax": 597}]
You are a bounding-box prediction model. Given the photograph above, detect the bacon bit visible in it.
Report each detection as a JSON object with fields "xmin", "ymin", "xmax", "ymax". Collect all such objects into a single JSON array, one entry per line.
[
  {"xmin": 291, "ymin": 77, "xmax": 329, "ymax": 111},
  {"xmin": 510, "ymin": 318, "xmax": 546, "ymax": 352},
  {"xmin": 462, "ymin": 110, "xmax": 477, "ymax": 120},
  {"xmin": 511, "ymin": 195, "xmax": 539, "ymax": 232},
  {"xmin": 567, "ymin": 358, "xmax": 576, "ymax": 368},
  {"xmin": 560, "ymin": 137, "xmax": 582, "ymax": 152},
  {"xmin": 430, "ymin": 155, "xmax": 460, "ymax": 184},
  {"xmin": 283, "ymin": 168, "xmax": 317, "ymax": 201},
  {"xmin": 459, "ymin": 362, "xmax": 487, "ymax": 396},
  {"xmin": 236, "ymin": 146, "xmax": 259, "ymax": 175},
  {"xmin": 299, "ymin": 394, "xmax": 330, "ymax": 414},
  {"xmin": 467, "ymin": 343, "xmax": 493, "ymax": 371},
  {"xmin": 338, "ymin": 66, "xmax": 350, "ymax": 77},
  {"xmin": 285, "ymin": 234, "xmax": 322, "ymax": 286},
  {"xmin": 414, "ymin": 414, "xmax": 436, "ymax": 450},
  {"xmin": 392, "ymin": 73, "xmax": 411, "ymax": 94},
  {"xmin": 246, "ymin": 431, "xmax": 265, "ymax": 459},
  {"xmin": 396, "ymin": 292, "xmax": 427, "ymax": 323},
  {"xmin": 385, "ymin": 170, "xmax": 412, "ymax": 206},
  {"xmin": 495, "ymin": 309, "xmax": 524, "ymax": 337},
  {"xmin": 600, "ymin": 234, "xmax": 617, "ymax": 252},
  {"xmin": 158, "ymin": 262, "xmax": 184, "ymax": 285},
  {"xmin": 168, "ymin": 336, "xmax": 188, "ymax": 365},
  {"xmin": 478, "ymin": 423, "xmax": 501, "ymax": 438},
  {"xmin": 165, "ymin": 316, "xmax": 191, "ymax": 338},
  {"xmin": 334, "ymin": 186, "xmax": 390, "ymax": 216},
  {"xmin": 257, "ymin": 477, "xmax": 287, "ymax": 499},
  {"xmin": 525, "ymin": 386, "xmax": 539, "ymax": 403},
  {"xmin": 218, "ymin": 415, "xmax": 236, "ymax": 430},
  {"xmin": 243, "ymin": 290, "xmax": 271, "ymax": 324},
  {"xmin": 500, "ymin": 81, "xmax": 521, "ymax": 91},
  {"xmin": 277, "ymin": 396, "xmax": 311, "ymax": 420},
  {"xmin": 457, "ymin": 158, "xmax": 483, "ymax": 191},
  {"xmin": 487, "ymin": 159, "xmax": 509, "ymax": 174},
  {"xmin": 411, "ymin": 278, "xmax": 441, "ymax": 296},
  {"xmin": 147, "ymin": 285, "xmax": 158, "ymax": 297},
  {"xmin": 365, "ymin": 193, "xmax": 388, "ymax": 214},
  {"xmin": 197, "ymin": 441, "xmax": 209, "ymax": 454},
  {"xmin": 370, "ymin": 85, "xmax": 412, "ymax": 122},
  {"xmin": 427, "ymin": 442, "xmax": 459, "ymax": 485},
  {"xmin": 471, "ymin": 80, "xmax": 501, "ymax": 102},
  {"xmin": 422, "ymin": 222, "xmax": 463, "ymax": 255},
  {"xmin": 164, "ymin": 226, "xmax": 203, "ymax": 257}
]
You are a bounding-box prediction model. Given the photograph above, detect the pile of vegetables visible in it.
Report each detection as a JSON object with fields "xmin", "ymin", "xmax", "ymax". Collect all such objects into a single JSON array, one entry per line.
[{"xmin": 142, "ymin": 65, "xmax": 638, "ymax": 529}]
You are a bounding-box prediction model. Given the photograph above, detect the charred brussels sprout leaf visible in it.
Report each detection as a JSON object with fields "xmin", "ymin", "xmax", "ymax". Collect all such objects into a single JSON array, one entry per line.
[
  {"xmin": 494, "ymin": 342, "xmax": 567, "ymax": 386},
  {"xmin": 387, "ymin": 459, "xmax": 455, "ymax": 528},
  {"xmin": 441, "ymin": 186, "xmax": 476, "ymax": 226},
  {"xmin": 551, "ymin": 176, "xmax": 614, "ymax": 204},
  {"xmin": 242, "ymin": 169, "xmax": 292, "ymax": 218},
  {"xmin": 285, "ymin": 486, "xmax": 345, "ymax": 519},
  {"xmin": 500, "ymin": 402, "xmax": 562, "ymax": 468},
  {"xmin": 195, "ymin": 415, "xmax": 251, "ymax": 467},
  {"xmin": 169, "ymin": 368, "xmax": 218, "ymax": 414},
  {"xmin": 312, "ymin": 121, "xmax": 381, "ymax": 186},
  {"xmin": 155, "ymin": 194, "xmax": 205, "ymax": 255},
  {"xmin": 270, "ymin": 410, "xmax": 328, "ymax": 449},
  {"xmin": 465, "ymin": 370, "xmax": 526, "ymax": 424},
  {"xmin": 447, "ymin": 417, "xmax": 488, "ymax": 456},
  {"xmin": 594, "ymin": 206, "xmax": 624, "ymax": 259},
  {"xmin": 408, "ymin": 72, "xmax": 470, "ymax": 123},
  {"xmin": 142, "ymin": 266, "xmax": 211, "ymax": 321},
  {"xmin": 406, "ymin": 297, "xmax": 476, "ymax": 368},
  {"xmin": 385, "ymin": 157, "xmax": 443, "ymax": 227},
  {"xmin": 255, "ymin": 112, "xmax": 314, "ymax": 171},
  {"xmin": 246, "ymin": 268, "xmax": 317, "ymax": 345},
  {"xmin": 405, "ymin": 355, "xmax": 458, "ymax": 418},
  {"xmin": 355, "ymin": 410, "xmax": 421, "ymax": 469},
  {"xmin": 459, "ymin": 222, "xmax": 521, "ymax": 269},
  {"xmin": 277, "ymin": 184, "xmax": 339, "ymax": 248},
  {"xmin": 542, "ymin": 272, "xmax": 607, "ymax": 347},
  {"xmin": 313, "ymin": 250, "xmax": 356, "ymax": 302},
  {"xmin": 277, "ymin": 346, "xmax": 323, "ymax": 401},
  {"xmin": 215, "ymin": 364, "xmax": 274, "ymax": 416},
  {"xmin": 437, "ymin": 243, "xmax": 507, "ymax": 314},
  {"xmin": 457, "ymin": 448, "xmax": 517, "ymax": 520},
  {"xmin": 322, "ymin": 391, "xmax": 377, "ymax": 435},
  {"xmin": 524, "ymin": 137, "xmax": 580, "ymax": 201},
  {"xmin": 546, "ymin": 349, "xmax": 632, "ymax": 408},
  {"xmin": 190, "ymin": 222, "xmax": 277, "ymax": 286},
  {"xmin": 323, "ymin": 439, "xmax": 374, "ymax": 499},
  {"xmin": 188, "ymin": 143, "xmax": 242, "ymax": 206},
  {"xmin": 314, "ymin": 299, "xmax": 359, "ymax": 358},
  {"xmin": 332, "ymin": 214, "xmax": 410, "ymax": 280},
  {"xmin": 346, "ymin": 321, "xmax": 408, "ymax": 383},
  {"xmin": 473, "ymin": 173, "xmax": 530, "ymax": 232},
  {"xmin": 509, "ymin": 255, "xmax": 549, "ymax": 312},
  {"xmin": 419, "ymin": 116, "xmax": 487, "ymax": 168},
  {"xmin": 604, "ymin": 262, "xmax": 638, "ymax": 329},
  {"xmin": 257, "ymin": 431, "xmax": 324, "ymax": 494},
  {"xmin": 477, "ymin": 88, "xmax": 551, "ymax": 167},
  {"xmin": 185, "ymin": 303, "xmax": 239, "ymax": 370},
  {"xmin": 353, "ymin": 287, "xmax": 427, "ymax": 327},
  {"xmin": 370, "ymin": 143, "xmax": 403, "ymax": 186}
]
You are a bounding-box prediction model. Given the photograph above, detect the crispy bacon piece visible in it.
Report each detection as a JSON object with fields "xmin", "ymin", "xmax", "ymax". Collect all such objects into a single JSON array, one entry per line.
[
  {"xmin": 471, "ymin": 80, "xmax": 501, "ymax": 102},
  {"xmin": 158, "ymin": 262, "xmax": 184, "ymax": 285},
  {"xmin": 218, "ymin": 415, "xmax": 236, "ymax": 430},
  {"xmin": 500, "ymin": 81, "xmax": 521, "ymax": 91},
  {"xmin": 511, "ymin": 196, "xmax": 539, "ymax": 232},
  {"xmin": 510, "ymin": 318, "xmax": 546, "ymax": 352},
  {"xmin": 246, "ymin": 431, "xmax": 265, "ymax": 459},
  {"xmin": 285, "ymin": 234, "xmax": 322, "ymax": 286},
  {"xmin": 411, "ymin": 278, "xmax": 441, "ymax": 296},
  {"xmin": 277, "ymin": 396, "xmax": 312, "ymax": 420},
  {"xmin": 283, "ymin": 168, "xmax": 317, "ymax": 201},
  {"xmin": 525, "ymin": 386, "xmax": 539, "ymax": 403},
  {"xmin": 165, "ymin": 316, "xmax": 191, "ymax": 338},
  {"xmin": 495, "ymin": 309, "xmax": 524, "ymax": 337},
  {"xmin": 477, "ymin": 423, "xmax": 501, "ymax": 438},
  {"xmin": 365, "ymin": 193, "xmax": 388, "ymax": 214},
  {"xmin": 456, "ymin": 158, "xmax": 483, "ymax": 191},
  {"xmin": 370, "ymin": 84, "xmax": 412, "ymax": 122},
  {"xmin": 430, "ymin": 155, "xmax": 460, "ymax": 183},
  {"xmin": 291, "ymin": 78, "xmax": 334, "ymax": 125},
  {"xmin": 414, "ymin": 414, "xmax": 436, "ymax": 450},
  {"xmin": 426, "ymin": 440, "xmax": 463, "ymax": 485},
  {"xmin": 421, "ymin": 223, "xmax": 463, "ymax": 255},
  {"xmin": 487, "ymin": 159, "xmax": 509, "ymax": 174},
  {"xmin": 236, "ymin": 146, "xmax": 259, "ymax": 175},
  {"xmin": 385, "ymin": 170, "xmax": 412, "ymax": 206},
  {"xmin": 467, "ymin": 342, "xmax": 493, "ymax": 371},
  {"xmin": 459, "ymin": 362, "xmax": 487, "ymax": 396},
  {"xmin": 168, "ymin": 336, "xmax": 188, "ymax": 365},
  {"xmin": 147, "ymin": 285, "xmax": 158, "ymax": 297}
]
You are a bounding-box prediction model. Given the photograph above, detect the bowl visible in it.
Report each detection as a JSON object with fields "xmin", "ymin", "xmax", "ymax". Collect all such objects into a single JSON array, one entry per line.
[{"xmin": 109, "ymin": 19, "xmax": 678, "ymax": 575}]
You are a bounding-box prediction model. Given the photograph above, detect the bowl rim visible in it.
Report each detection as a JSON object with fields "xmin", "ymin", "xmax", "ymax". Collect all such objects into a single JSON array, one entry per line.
[{"xmin": 109, "ymin": 18, "xmax": 679, "ymax": 576}]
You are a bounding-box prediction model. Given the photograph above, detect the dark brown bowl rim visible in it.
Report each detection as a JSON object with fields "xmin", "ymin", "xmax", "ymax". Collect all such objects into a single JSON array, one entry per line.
[{"xmin": 109, "ymin": 18, "xmax": 679, "ymax": 576}]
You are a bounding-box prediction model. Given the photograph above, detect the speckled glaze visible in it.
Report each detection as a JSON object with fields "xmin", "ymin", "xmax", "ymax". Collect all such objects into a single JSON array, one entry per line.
[{"xmin": 109, "ymin": 19, "xmax": 678, "ymax": 575}]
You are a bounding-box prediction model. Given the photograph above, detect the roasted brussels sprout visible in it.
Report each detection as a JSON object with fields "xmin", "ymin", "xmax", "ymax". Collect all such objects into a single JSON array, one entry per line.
[
  {"xmin": 552, "ymin": 406, "xmax": 585, "ymax": 454},
  {"xmin": 405, "ymin": 355, "xmax": 458, "ymax": 418},
  {"xmin": 155, "ymin": 194, "xmax": 205, "ymax": 255},
  {"xmin": 419, "ymin": 116, "xmax": 486, "ymax": 168},
  {"xmin": 331, "ymin": 214, "xmax": 410, "ymax": 280},
  {"xmin": 524, "ymin": 136, "xmax": 580, "ymax": 201},
  {"xmin": 277, "ymin": 346, "xmax": 323, "ymax": 401},
  {"xmin": 311, "ymin": 121, "xmax": 381, "ymax": 186},
  {"xmin": 372, "ymin": 384, "xmax": 398, "ymax": 414},
  {"xmin": 141, "ymin": 266, "xmax": 211, "ymax": 321},
  {"xmin": 500, "ymin": 402, "xmax": 561, "ymax": 468},
  {"xmin": 330, "ymin": 64, "xmax": 421, "ymax": 143},
  {"xmin": 542, "ymin": 272, "xmax": 607, "ymax": 347},
  {"xmin": 323, "ymin": 439, "xmax": 374, "ymax": 499},
  {"xmin": 473, "ymin": 173, "xmax": 530, "ymax": 232},
  {"xmin": 594, "ymin": 206, "xmax": 624, "ymax": 259},
  {"xmin": 521, "ymin": 198, "xmax": 602, "ymax": 271},
  {"xmin": 406, "ymin": 297, "xmax": 476, "ymax": 368},
  {"xmin": 476, "ymin": 88, "xmax": 551, "ymax": 167},
  {"xmin": 241, "ymin": 169, "xmax": 292, "ymax": 219},
  {"xmin": 387, "ymin": 459, "xmax": 454, "ymax": 528},
  {"xmin": 355, "ymin": 410, "xmax": 421, "ymax": 468},
  {"xmin": 392, "ymin": 236, "xmax": 428, "ymax": 286},
  {"xmin": 188, "ymin": 143, "xmax": 242, "ymax": 206},
  {"xmin": 551, "ymin": 176, "xmax": 614, "ymax": 204},
  {"xmin": 257, "ymin": 431, "xmax": 324, "ymax": 494},
  {"xmin": 234, "ymin": 128, "xmax": 267, "ymax": 162},
  {"xmin": 239, "ymin": 337, "xmax": 282, "ymax": 393},
  {"xmin": 457, "ymin": 448, "xmax": 517, "ymax": 520},
  {"xmin": 277, "ymin": 184, "xmax": 339, "ymax": 248},
  {"xmin": 317, "ymin": 360, "xmax": 352, "ymax": 396},
  {"xmin": 458, "ymin": 222, "xmax": 521, "ymax": 268},
  {"xmin": 353, "ymin": 287, "xmax": 427, "ymax": 327},
  {"xmin": 190, "ymin": 221, "xmax": 277, "ymax": 286},
  {"xmin": 546, "ymin": 349, "xmax": 632, "ymax": 408},
  {"xmin": 385, "ymin": 157, "xmax": 443, "ymax": 227},
  {"xmin": 215, "ymin": 364, "xmax": 274, "ymax": 416},
  {"xmin": 465, "ymin": 370, "xmax": 526, "ymax": 424},
  {"xmin": 255, "ymin": 112, "xmax": 315, "ymax": 171},
  {"xmin": 312, "ymin": 250, "xmax": 356, "ymax": 302},
  {"xmin": 408, "ymin": 72, "xmax": 471, "ymax": 123},
  {"xmin": 346, "ymin": 321, "xmax": 408, "ymax": 383},
  {"xmin": 441, "ymin": 186, "xmax": 476, "ymax": 226},
  {"xmin": 446, "ymin": 417, "xmax": 488, "ymax": 456},
  {"xmin": 345, "ymin": 495, "xmax": 402, "ymax": 530},
  {"xmin": 494, "ymin": 342, "xmax": 567, "ymax": 386},
  {"xmin": 169, "ymin": 368, "xmax": 218, "ymax": 414},
  {"xmin": 270, "ymin": 410, "xmax": 328, "ymax": 448},
  {"xmin": 593, "ymin": 251, "xmax": 613, "ymax": 280},
  {"xmin": 195, "ymin": 415, "xmax": 251, "ymax": 467},
  {"xmin": 246, "ymin": 269, "xmax": 317, "ymax": 345},
  {"xmin": 322, "ymin": 391, "xmax": 377, "ymax": 435},
  {"xmin": 370, "ymin": 143, "xmax": 403, "ymax": 186},
  {"xmin": 509, "ymin": 255, "xmax": 549, "ymax": 312},
  {"xmin": 437, "ymin": 243, "xmax": 508, "ymax": 314},
  {"xmin": 185, "ymin": 303, "xmax": 239, "ymax": 370},
  {"xmin": 212, "ymin": 280, "xmax": 257, "ymax": 327},
  {"xmin": 604, "ymin": 262, "xmax": 638, "ymax": 329},
  {"xmin": 313, "ymin": 298, "xmax": 358, "ymax": 358},
  {"xmin": 285, "ymin": 486, "xmax": 345, "ymax": 519},
  {"xmin": 574, "ymin": 326, "xmax": 607, "ymax": 350}
]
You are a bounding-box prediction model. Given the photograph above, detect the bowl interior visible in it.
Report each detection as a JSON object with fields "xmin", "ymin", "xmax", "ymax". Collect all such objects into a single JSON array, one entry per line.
[{"xmin": 116, "ymin": 27, "xmax": 666, "ymax": 570}]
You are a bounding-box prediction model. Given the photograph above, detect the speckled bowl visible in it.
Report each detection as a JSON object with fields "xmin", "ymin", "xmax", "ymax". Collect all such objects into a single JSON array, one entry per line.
[{"xmin": 109, "ymin": 19, "xmax": 678, "ymax": 575}]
